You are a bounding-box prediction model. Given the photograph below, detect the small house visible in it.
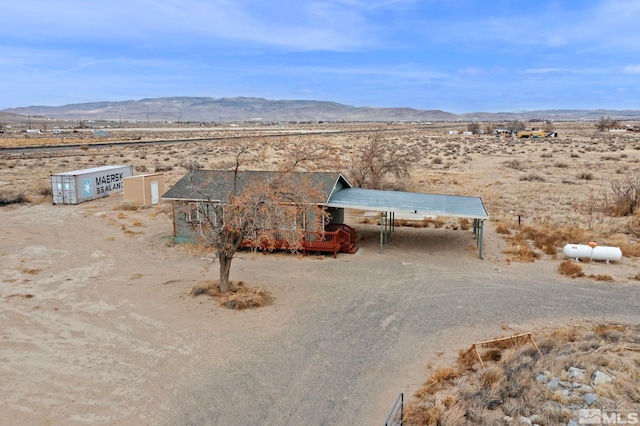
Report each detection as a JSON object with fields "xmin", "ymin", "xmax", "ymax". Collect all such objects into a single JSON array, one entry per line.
[{"xmin": 161, "ymin": 170, "xmax": 356, "ymax": 256}]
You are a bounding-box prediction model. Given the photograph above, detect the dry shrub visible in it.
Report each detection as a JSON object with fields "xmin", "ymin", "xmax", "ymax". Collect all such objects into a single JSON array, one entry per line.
[
  {"xmin": 558, "ymin": 260, "xmax": 584, "ymax": 278},
  {"xmin": 36, "ymin": 185, "xmax": 53, "ymax": 197},
  {"xmin": 516, "ymin": 225, "xmax": 591, "ymax": 257},
  {"xmin": 577, "ymin": 171, "xmax": 594, "ymax": 180},
  {"xmin": 495, "ymin": 223, "xmax": 511, "ymax": 235},
  {"xmin": 459, "ymin": 218, "xmax": 471, "ymax": 231},
  {"xmin": 154, "ymin": 163, "xmax": 173, "ymax": 172},
  {"xmin": 114, "ymin": 201, "xmax": 139, "ymax": 211},
  {"xmin": 403, "ymin": 402, "xmax": 444, "ymax": 426},
  {"xmin": 479, "ymin": 367, "xmax": 505, "ymax": 388},
  {"xmin": 503, "ymin": 233, "xmax": 540, "ymax": 262},
  {"xmin": 395, "ymin": 219, "xmax": 430, "ymax": 228},
  {"xmin": 618, "ymin": 241, "xmax": 640, "ymax": 257},
  {"xmin": 414, "ymin": 366, "xmax": 461, "ymax": 398},
  {"xmin": 404, "ymin": 322, "xmax": 640, "ymax": 426},
  {"xmin": 504, "ymin": 159, "xmax": 524, "ymax": 171},
  {"xmin": 589, "ymin": 274, "xmax": 613, "ymax": 282},
  {"xmin": 594, "ymin": 323, "xmax": 627, "ymax": 339},
  {"xmin": 0, "ymin": 191, "xmax": 29, "ymax": 205},
  {"xmin": 421, "ymin": 217, "xmax": 445, "ymax": 228},
  {"xmin": 457, "ymin": 348, "xmax": 478, "ymax": 371},
  {"xmin": 191, "ymin": 280, "xmax": 272, "ymax": 310},
  {"xmin": 520, "ymin": 173, "xmax": 546, "ymax": 182}
]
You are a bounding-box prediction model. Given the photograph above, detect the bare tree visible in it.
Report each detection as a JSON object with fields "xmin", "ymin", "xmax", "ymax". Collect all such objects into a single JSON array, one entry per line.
[
  {"xmin": 281, "ymin": 139, "xmax": 327, "ymax": 171},
  {"xmin": 543, "ymin": 120, "xmax": 554, "ymax": 132},
  {"xmin": 595, "ymin": 116, "xmax": 619, "ymax": 132},
  {"xmin": 348, "ymin": 129, "xmax": 418, "ymax": 189},
  {"xmin": 505, "ymin": 120, "xmax": 525, "ymax": 134},
  {"xmin": 467, "ymin": 122, "xmax": 481, "ymax": 134},
  {"xmin": 609, "ymin": 174, "xmax": 640, "ymax": 216},
  {"xmin": 184, "ymin": 161, "xmax": 325, "ymax": 294},
  {"xmin": 483, "ymin": 122, "xmax": 496, "ymax": 135}
]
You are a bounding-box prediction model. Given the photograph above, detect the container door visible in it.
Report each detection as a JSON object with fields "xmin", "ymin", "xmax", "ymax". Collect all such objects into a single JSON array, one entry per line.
[
  {"xmin": 151, "ymin": 181, "xmax": 159, "ymax": 205},
  {"xmin": 59, "ymin": 176, "xmax": 78, "ymax": 204},
  {"xmin": 52, "ymin": 176, "xmax": 64, "ymax": 204}
]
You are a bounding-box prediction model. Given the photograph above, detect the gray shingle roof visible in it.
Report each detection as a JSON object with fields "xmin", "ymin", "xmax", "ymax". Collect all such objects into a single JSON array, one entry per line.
[{"xmin": 162, "ymin": 170, "xmax": 350, "ymax": 204}]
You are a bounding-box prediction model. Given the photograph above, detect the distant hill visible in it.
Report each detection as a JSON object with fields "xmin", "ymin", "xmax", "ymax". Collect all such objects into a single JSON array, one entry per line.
[{"xmin": 2, "ymin": 97, "xmax": 640, "ymax": 122}]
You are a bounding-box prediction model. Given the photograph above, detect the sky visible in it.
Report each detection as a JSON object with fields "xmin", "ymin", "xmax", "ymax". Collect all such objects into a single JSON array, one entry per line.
[{"xmin": 1, "ymin": 0, "xmax": 640, "ymax": 113}]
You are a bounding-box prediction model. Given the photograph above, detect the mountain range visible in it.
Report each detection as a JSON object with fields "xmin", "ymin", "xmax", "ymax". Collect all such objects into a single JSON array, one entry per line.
[{"xmin": 3, "ymin": 96, "xmax": 640, "ymax": 122}]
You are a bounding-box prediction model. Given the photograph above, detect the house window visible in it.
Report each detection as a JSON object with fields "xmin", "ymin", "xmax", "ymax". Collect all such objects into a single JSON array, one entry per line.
[
  {"xmin": 187, "ymin": 202, "xmax": 201, "ymax": 223},
  {"xmin": 185, "ymin": 202, "xmax": 219, "ymax": 227}
]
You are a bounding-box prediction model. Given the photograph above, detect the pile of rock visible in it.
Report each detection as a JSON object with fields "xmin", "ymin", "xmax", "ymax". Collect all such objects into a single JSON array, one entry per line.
[{"xmin": 503, "ymin": 366, "xmax": 616, "ymax": 425}]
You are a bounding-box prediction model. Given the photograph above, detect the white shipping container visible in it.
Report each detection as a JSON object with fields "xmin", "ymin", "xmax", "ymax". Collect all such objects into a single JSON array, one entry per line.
[{"xmin": 51, "ymin": 165, "xmax": 134, "ymax": 205}]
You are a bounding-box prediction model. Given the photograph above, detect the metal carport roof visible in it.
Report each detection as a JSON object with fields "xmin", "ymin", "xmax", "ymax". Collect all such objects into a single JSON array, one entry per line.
[
  {"xmin": 325, "ymin": 187, "xmax": 489, "ymax": 258},
  {"xmin": 326, "ymin": 188, "xmax": 489, "ymax": 219}
]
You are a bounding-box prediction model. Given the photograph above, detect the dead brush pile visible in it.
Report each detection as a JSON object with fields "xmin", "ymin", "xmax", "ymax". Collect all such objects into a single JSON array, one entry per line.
[
  {"xmin": 191, "ymin": 280, "xmax": 272, "ymax": 310},
  {"xmin": 404, "ymin": 322, "xmax": 640, "ymax": 425}
]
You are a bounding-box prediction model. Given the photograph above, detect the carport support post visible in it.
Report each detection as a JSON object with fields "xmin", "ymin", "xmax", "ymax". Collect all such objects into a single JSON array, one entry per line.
[
  {"xmin": 478, "ymin": 220, "xmax": 484, "ymax": 259},
  {"xmin": 384, "ymin": 212, "xmax": 389, "ymax": 244},
  {"xmin": 379, "ymin": 212, "xmax": 384, "ymax": 253},
  {"xmin": 391, "ymin": 211, "xmax": 395, "ymax": 234}
]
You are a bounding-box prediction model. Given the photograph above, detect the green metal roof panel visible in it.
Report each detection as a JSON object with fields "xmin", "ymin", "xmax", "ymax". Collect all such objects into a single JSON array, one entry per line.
[{"xmin": 326, "ymin": 188, "xmax": 489, "ymax": 219}]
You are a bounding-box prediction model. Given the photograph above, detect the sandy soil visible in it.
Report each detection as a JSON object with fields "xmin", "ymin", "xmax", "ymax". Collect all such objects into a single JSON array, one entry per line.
[{"xmin": 2, "ymin": 122, "xmax": 640, "ymax": 425}]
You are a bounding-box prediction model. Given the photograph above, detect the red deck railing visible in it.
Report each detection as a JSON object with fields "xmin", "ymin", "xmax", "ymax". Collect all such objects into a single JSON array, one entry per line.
[{"xmin": 241, "ymin": 224, "xmax": 357, "ymax": 258}]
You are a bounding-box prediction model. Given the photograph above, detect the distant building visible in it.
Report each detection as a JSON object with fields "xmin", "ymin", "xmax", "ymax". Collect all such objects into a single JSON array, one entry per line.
[{"xmin": 517, "ymin": 131, "xmax": 546, "ymax": 138}]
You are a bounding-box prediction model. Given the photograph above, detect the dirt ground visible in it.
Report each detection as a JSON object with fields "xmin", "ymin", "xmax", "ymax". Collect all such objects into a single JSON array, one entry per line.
[{"xmin": 1, "ymin": 122, "xmax": 640, "ymax": 425}]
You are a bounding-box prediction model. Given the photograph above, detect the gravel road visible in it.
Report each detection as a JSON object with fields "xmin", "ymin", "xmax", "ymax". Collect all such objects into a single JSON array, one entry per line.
[{"xmin": 163, "ymin": 228, "xmax": 640, "ymax": 425}]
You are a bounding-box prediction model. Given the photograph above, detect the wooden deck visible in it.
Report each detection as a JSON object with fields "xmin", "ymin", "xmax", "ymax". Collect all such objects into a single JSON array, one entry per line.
[
  {"xmin": 240, "ymin": 224, "xmax": 357, "ymax": 258},
  {"xmin": 303, "ymin": 224, "xmax": 358, "ymax": 258}
]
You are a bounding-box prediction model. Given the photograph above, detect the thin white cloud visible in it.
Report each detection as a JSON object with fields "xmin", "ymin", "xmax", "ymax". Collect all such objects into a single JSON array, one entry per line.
[
  {"xmin": 1, "ymin": 0, "xmax": 402, "ymax": 51},
  {"xmin": 523, "ymin": 68, "xmax": 562, "ymax": 74},
  {"xmin": 622, "ymin": 65, "xmax": 640, "ymax": 74},
  {"xmin": 412, "ymin": 0, "xmax": 640, "ymax": 52}
]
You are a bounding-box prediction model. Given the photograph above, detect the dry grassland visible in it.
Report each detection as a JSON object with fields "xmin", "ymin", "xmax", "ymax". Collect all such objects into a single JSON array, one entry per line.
[{"xmin": 3, "ymin": 121, "xmax": 640, "ymax": 274}]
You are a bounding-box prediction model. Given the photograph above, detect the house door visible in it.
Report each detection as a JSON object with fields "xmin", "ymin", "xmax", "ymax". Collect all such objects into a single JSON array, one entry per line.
[{"xmin": 151, "ymin": 181, "xmax": 159, "ymax": 205}]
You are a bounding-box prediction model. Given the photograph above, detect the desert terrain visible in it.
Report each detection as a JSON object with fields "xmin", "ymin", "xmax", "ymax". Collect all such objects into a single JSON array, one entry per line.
[{"xmin": 1, "ymin": 122, "xmax": 640, "ymax": 425}]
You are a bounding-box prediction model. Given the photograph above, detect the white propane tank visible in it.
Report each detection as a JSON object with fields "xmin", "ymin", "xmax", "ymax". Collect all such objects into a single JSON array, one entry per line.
[
  {"xmin": 591, "ymin": 246, "xmax": 622, "ymax": 261},
  {"xmin": 562, "ymin": 244, "xmax": 622, "ymax": 262}
]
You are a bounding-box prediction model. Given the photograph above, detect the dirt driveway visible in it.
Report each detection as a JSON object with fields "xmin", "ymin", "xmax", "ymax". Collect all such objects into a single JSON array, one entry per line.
[{"xmin": 2, "ymin": 197, "xmax": 639, "ymax": 425}]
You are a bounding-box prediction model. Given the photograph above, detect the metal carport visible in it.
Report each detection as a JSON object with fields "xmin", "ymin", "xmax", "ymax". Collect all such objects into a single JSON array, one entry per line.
[{"xmin": 325, "ymin": 188, "xmax": 490, "ymax": 258}]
